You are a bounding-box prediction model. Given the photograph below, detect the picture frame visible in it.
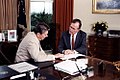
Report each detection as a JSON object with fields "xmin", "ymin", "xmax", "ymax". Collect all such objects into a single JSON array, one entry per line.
[
  {"xmin": 0, "ymin": 33, "xmax": 5, "ymax": 42},
  {"xmin": 8, "ymin": 30, "xmax": 17, "ymax": 42},
  {"xmin": 92, "ymin": 0, "xmax": 120, "ymax": 14},
  {"xmin": 2, "ymin": 30, "xmax": 8, "ymax": 41}
]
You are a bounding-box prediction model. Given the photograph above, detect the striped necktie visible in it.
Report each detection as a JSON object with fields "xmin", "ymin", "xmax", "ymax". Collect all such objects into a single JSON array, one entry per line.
[{"xmin": 72, "ymin": 34, "xmax": 74, "ymax": 50}]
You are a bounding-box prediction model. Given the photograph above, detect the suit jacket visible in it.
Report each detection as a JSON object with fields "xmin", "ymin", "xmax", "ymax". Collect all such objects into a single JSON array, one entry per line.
[
  {"xmin": 58, "ymin": 30, "xmax": 87, "ymax": 55},
  {"xmin": 15, "ymin": 32, "xmax": 55, "ymax": 62}
]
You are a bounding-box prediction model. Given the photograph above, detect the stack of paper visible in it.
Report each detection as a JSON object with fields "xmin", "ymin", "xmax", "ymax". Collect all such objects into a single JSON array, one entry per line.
[
  {"xmin": 54, "ymin": 59, "xmax": 88, "ymax": 75},
  {"xmin": 61, "ymin": 53, "xmax": 85, "ymax": 60},
  {"xmin": 8, "ymin": 62, "xmax": 38, "ymax": 73}
]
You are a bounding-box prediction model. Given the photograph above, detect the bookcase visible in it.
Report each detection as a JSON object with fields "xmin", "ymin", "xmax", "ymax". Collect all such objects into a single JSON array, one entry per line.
[{"xmin": 88, "ymin": 35, "xmax": 120, "ymax": 62}]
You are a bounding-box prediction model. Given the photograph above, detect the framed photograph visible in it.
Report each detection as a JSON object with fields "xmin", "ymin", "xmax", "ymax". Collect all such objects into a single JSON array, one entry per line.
[
  {"xmin": 8, "ymin": 30, "xmax": 17, "ymax": 42},
  {"xmin": 2, "ymin": 30, "xmax": 8, "ymax": 41},
  {"xmin": 0, "ymin": 33, "xmax": 5, "ymax": 42},
  {"xmin": 92, "ymin": 0, "xmax": 120, "ymax": 14}
]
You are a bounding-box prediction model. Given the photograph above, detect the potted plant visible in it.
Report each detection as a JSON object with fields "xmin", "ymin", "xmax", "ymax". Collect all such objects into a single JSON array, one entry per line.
[{"xmin": 91, "ymin": 21, "xmax": 108, "ymax": 36}]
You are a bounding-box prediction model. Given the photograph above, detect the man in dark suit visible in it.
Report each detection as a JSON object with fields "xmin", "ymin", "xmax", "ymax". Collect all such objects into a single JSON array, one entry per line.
[{"xmin": 58, "ymin": 19, "xmax": 87, "ymax": 55}]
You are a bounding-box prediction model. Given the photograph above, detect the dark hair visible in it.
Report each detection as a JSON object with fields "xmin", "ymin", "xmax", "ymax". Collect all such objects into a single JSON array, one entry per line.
[
  {"xmin": 33, "ymin": 22, "xmax": 50, "ymax": 34},
  {"xmin": 72, "ymin": 18, "xmax": 82, "ymax": 29}
]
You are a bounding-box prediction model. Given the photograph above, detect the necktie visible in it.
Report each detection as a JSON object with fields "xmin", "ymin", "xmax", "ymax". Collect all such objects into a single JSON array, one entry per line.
[{"xmin": 72, "ymin": 35, "xmax": 74, "ymax": 50}]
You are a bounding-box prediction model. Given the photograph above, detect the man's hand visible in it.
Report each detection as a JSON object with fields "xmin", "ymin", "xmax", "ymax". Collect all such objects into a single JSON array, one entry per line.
[
  {"xmin": 54, "ymin": 53, "xmax": 64, "ymax": 58},
  {"xmin": 64, "ymin": 49, "xmax": 75, "ymax": 55}
]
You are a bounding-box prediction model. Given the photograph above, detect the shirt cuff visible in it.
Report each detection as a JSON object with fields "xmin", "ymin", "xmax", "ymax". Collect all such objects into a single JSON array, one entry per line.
[
  {"xmin": 73, "ymin": 50, "xmax": 78, "ymax": 54},
  {"xmin": 62, "ymin": 50, "xmax": 65, "ymax": 54}
]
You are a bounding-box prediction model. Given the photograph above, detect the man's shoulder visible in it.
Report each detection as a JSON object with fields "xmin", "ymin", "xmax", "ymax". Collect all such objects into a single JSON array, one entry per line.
[
  {"xmin": 62, "ymin": 31, "xmax": 69, "ymax": 35},
  {"xmin": 79, "ymin": 30, "xmax": 86, "ymax": 35},
  {"xmin": 23, "ymin": 32, "xmax": 37, "ymax": 42}
]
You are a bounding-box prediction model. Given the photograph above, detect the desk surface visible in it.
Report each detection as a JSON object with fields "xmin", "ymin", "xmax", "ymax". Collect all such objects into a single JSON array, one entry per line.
[
  {"xmin": 0, "ymin": 57, "xmax": 120, "ymax": 80},
  {"xmin": 33, "ymin": 57, "xmax": 120, "ymax": 80},
  {"xmin": 86, "ymin": 57, "xmax": 120, "ymax": 80},
  {"xmin": 0, "ymin": 65, "xmax": 18, "ymax": 79}
]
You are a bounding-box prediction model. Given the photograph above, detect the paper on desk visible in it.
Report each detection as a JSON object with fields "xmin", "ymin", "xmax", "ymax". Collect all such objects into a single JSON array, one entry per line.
[
  {"xmin": 54, "ymin": 59, "xmax": 88, "ymax": 75},
  {"xmin": 8, "ymin": 62, "xmax": 38, "ymax": 73},
  {"xmin": 61, "ymin": 53, "xmax": 85, "ymax": 60}
]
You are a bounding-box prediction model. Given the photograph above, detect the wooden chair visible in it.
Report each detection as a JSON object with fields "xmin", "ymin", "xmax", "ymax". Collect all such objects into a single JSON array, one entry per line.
[{"xmin": 0, "ymin": 42, "xmax": 18, "ymax": 65}]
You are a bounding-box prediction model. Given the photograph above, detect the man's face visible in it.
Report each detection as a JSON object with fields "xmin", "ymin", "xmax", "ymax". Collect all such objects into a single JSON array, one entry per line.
[
  {"xmin": 69, "ymin": 22, "xmax": 80, "ymax": 35},
  {"xmin": 37, "ymin": 31, "xmax": 48, "ymax": 40}
]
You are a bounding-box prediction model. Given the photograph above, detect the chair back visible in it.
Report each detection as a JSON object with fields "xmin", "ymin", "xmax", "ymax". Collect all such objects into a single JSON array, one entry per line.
[{"xmin": 0, "ymin": 42, "xmax": 18, "ymax": 65}]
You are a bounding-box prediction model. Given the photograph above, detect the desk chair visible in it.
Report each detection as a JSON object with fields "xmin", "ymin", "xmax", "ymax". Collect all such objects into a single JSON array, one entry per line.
[{"xmin": 0, "ymin": 42, "xmax": 18, "ymax": 65}]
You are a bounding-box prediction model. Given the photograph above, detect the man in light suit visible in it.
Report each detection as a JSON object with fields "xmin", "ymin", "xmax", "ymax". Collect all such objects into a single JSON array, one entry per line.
[
  {"xmin": 58, "ymin": 19, "xmax": 87, "ymax": 55},
  {"xmin": 15, "ymin": 22, "xmax": 63, "ymax": 62}
]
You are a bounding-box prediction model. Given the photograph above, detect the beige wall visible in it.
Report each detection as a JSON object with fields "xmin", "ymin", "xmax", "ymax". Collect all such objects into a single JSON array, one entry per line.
[{"xmin": 73, "ymin": 0, "xmax": 120, "ymax": 34}]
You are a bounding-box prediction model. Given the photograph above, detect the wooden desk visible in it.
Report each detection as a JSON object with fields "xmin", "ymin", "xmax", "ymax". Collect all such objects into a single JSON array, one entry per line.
[
  {"xmin": 31, "ymin": 57, "xmax": 120, "ymax": 80},
  {"xmin": 88, "ymin": 35, "xmax": 120, "ymax": 62},
  {"xmin": 0, "ymin": 57, "xmax": 120, "ymax": 80},
  {"xmin": 0, "ymin": 65, "xmax": 18, "ymax": 80},
  {"xmin": 0, "ymin": 62, "xmax": 38, "ymax": 80},
  {"xmin": 86, "ymin": 57, "xmax": 120, "ymax": 80}
]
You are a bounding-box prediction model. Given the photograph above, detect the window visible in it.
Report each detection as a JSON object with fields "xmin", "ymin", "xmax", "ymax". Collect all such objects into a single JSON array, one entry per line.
[
  {"xmin": 30, "ymin": 0, "xmax": 55, "ymax": 51},
  {"xmin": 31, "ymin": 0, "xmax": 53, "ymax": 14},
  {"xmin": 30, "ymin": 0, "xmax": 53, "ymax": 30}
]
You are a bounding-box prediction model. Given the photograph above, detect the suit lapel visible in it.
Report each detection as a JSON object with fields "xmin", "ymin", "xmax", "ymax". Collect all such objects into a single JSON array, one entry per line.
[
  {"xmin": 66, "ymin": 32, "xmax": 71, "ymax": 49},
  {"xmin": 75, "ymin": 31, "xmax": 81, "ymax": 48}
]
